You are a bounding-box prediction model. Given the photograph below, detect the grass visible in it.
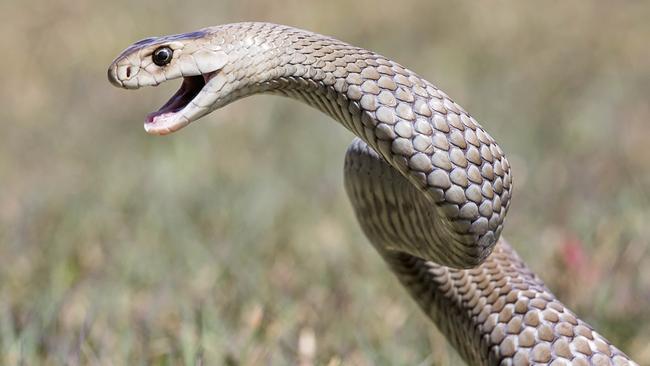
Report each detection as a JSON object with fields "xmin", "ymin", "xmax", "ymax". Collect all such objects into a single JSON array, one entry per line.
[{"xmin": 1, "ymin": 0, "xmax": 649, "ymax": 364}]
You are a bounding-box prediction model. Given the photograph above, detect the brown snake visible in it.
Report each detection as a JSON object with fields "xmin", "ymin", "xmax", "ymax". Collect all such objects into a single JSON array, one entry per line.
[{"xmin": 107, "ymin": 22, "xmax": 638, "ymax": 365}]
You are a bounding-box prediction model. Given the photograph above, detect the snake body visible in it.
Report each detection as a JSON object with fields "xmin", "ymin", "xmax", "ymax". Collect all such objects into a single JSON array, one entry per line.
[{"xmin": 108, "ymin": 22, "xmax": 637, "ymax": 365}]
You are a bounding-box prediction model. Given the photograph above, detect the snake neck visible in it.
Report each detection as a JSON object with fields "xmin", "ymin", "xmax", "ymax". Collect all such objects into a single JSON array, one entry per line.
[{"xmin": 207, "ymin": 23, "xmax": 380, "ymax": 137}]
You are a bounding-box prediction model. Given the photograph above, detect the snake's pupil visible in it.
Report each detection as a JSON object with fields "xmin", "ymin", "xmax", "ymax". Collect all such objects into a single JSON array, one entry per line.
[{"xmin": 152, "ymin": 47, "xmax": 173, "ymax": 66}]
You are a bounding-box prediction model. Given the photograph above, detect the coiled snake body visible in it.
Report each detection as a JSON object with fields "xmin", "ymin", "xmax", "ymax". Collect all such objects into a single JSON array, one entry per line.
[{"xmin": 108, "ymin": 22, "xmax": 637, "ymax": 365}]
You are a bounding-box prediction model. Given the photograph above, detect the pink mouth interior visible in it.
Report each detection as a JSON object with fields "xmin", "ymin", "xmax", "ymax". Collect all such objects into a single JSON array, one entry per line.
[{"xmin": 146, "ymin": 75, "xmax": 207, "ymax": 123}]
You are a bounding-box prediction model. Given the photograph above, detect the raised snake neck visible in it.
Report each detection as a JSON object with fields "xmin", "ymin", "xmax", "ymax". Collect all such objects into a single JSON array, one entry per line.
[{"xmin": 108, "ymin": 22, "xmax": 637, "ymax": 365}]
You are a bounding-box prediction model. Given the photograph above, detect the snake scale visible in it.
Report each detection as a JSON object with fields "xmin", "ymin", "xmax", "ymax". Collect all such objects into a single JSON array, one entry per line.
[{"xmin": 108, "ymin": 22, "xmax": 638, "ymax": 365}]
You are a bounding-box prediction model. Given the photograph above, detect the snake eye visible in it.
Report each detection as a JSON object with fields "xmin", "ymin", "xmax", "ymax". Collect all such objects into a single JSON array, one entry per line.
[{"xmin": 152, "ymin": 46, "xmax": 173, "ymax": 66}]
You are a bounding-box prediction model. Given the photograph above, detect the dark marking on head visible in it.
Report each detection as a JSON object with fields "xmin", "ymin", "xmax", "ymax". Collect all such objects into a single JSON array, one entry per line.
[
  {"xmin": 177, "ymin": 30, "xmax": 208, "ymax": 40},
  {"xmin": 133, "ymin": 37, "xmax": 158, "ymax": 46}
]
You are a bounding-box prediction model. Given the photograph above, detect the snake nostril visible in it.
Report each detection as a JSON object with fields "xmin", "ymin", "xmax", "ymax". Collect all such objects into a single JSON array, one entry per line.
[{"xmin": 126, "ymin": 66, "xmax": 132, "ymax": 78}]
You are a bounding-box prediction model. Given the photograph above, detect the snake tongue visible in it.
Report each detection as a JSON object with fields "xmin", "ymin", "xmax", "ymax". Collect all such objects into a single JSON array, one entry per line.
[{"xmin": 146, "ymin": 75, "xmax": 205, "ymax": 123}]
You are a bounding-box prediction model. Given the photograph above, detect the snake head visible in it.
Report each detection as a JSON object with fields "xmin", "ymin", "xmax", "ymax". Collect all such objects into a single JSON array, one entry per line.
[{"xmin": 107, "ymin": 29, "xmax": 229, "ymax": 135}]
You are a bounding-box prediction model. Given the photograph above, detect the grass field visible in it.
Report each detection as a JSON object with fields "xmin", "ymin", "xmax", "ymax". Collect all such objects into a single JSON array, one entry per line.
[{"xmin": 1, "ymin": 1, "xmax": 649, "ymax": 364}]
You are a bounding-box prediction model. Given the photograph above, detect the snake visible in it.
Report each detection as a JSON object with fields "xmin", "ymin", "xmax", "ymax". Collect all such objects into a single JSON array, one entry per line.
[{"xmin": 107, "ymin": 22, "xmax": 638, "ymax": 365}]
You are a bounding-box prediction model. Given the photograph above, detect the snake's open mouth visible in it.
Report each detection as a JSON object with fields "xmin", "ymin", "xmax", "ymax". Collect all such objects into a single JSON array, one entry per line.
[
  {"xmin": 146, "ymin": 73, "xmax": 215, "ymax": 125},
  {"xmin": 144, "ymin": 72, "xmax": 218, "ymax": 134},
  {"xmin": 145, "ymin": 75, "xmax": 205, "ymax": 124}
]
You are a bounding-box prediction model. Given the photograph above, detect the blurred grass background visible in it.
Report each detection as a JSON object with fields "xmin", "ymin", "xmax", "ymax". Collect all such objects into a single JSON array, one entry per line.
[{"xmin": 1, "ymin": 0, "xmax": 649, "ymax": 364}]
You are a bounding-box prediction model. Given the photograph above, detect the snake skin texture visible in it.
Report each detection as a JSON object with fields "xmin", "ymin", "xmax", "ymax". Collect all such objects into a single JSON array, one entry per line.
[{"xmin": 108, "ymin": 22, "xmax": 638, "ymax": 365}]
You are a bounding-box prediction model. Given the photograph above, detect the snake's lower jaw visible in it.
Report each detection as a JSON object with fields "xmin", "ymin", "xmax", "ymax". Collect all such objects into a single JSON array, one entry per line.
[{"xmin": 143, "ymin": 113, "xmax": 189, "ymax": 135}]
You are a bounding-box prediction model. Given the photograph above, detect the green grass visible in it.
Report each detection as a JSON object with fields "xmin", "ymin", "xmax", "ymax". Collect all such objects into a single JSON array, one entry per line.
[{"xmin": 1, "ymin": 1, "xmax": 649, "ymax": 364}]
